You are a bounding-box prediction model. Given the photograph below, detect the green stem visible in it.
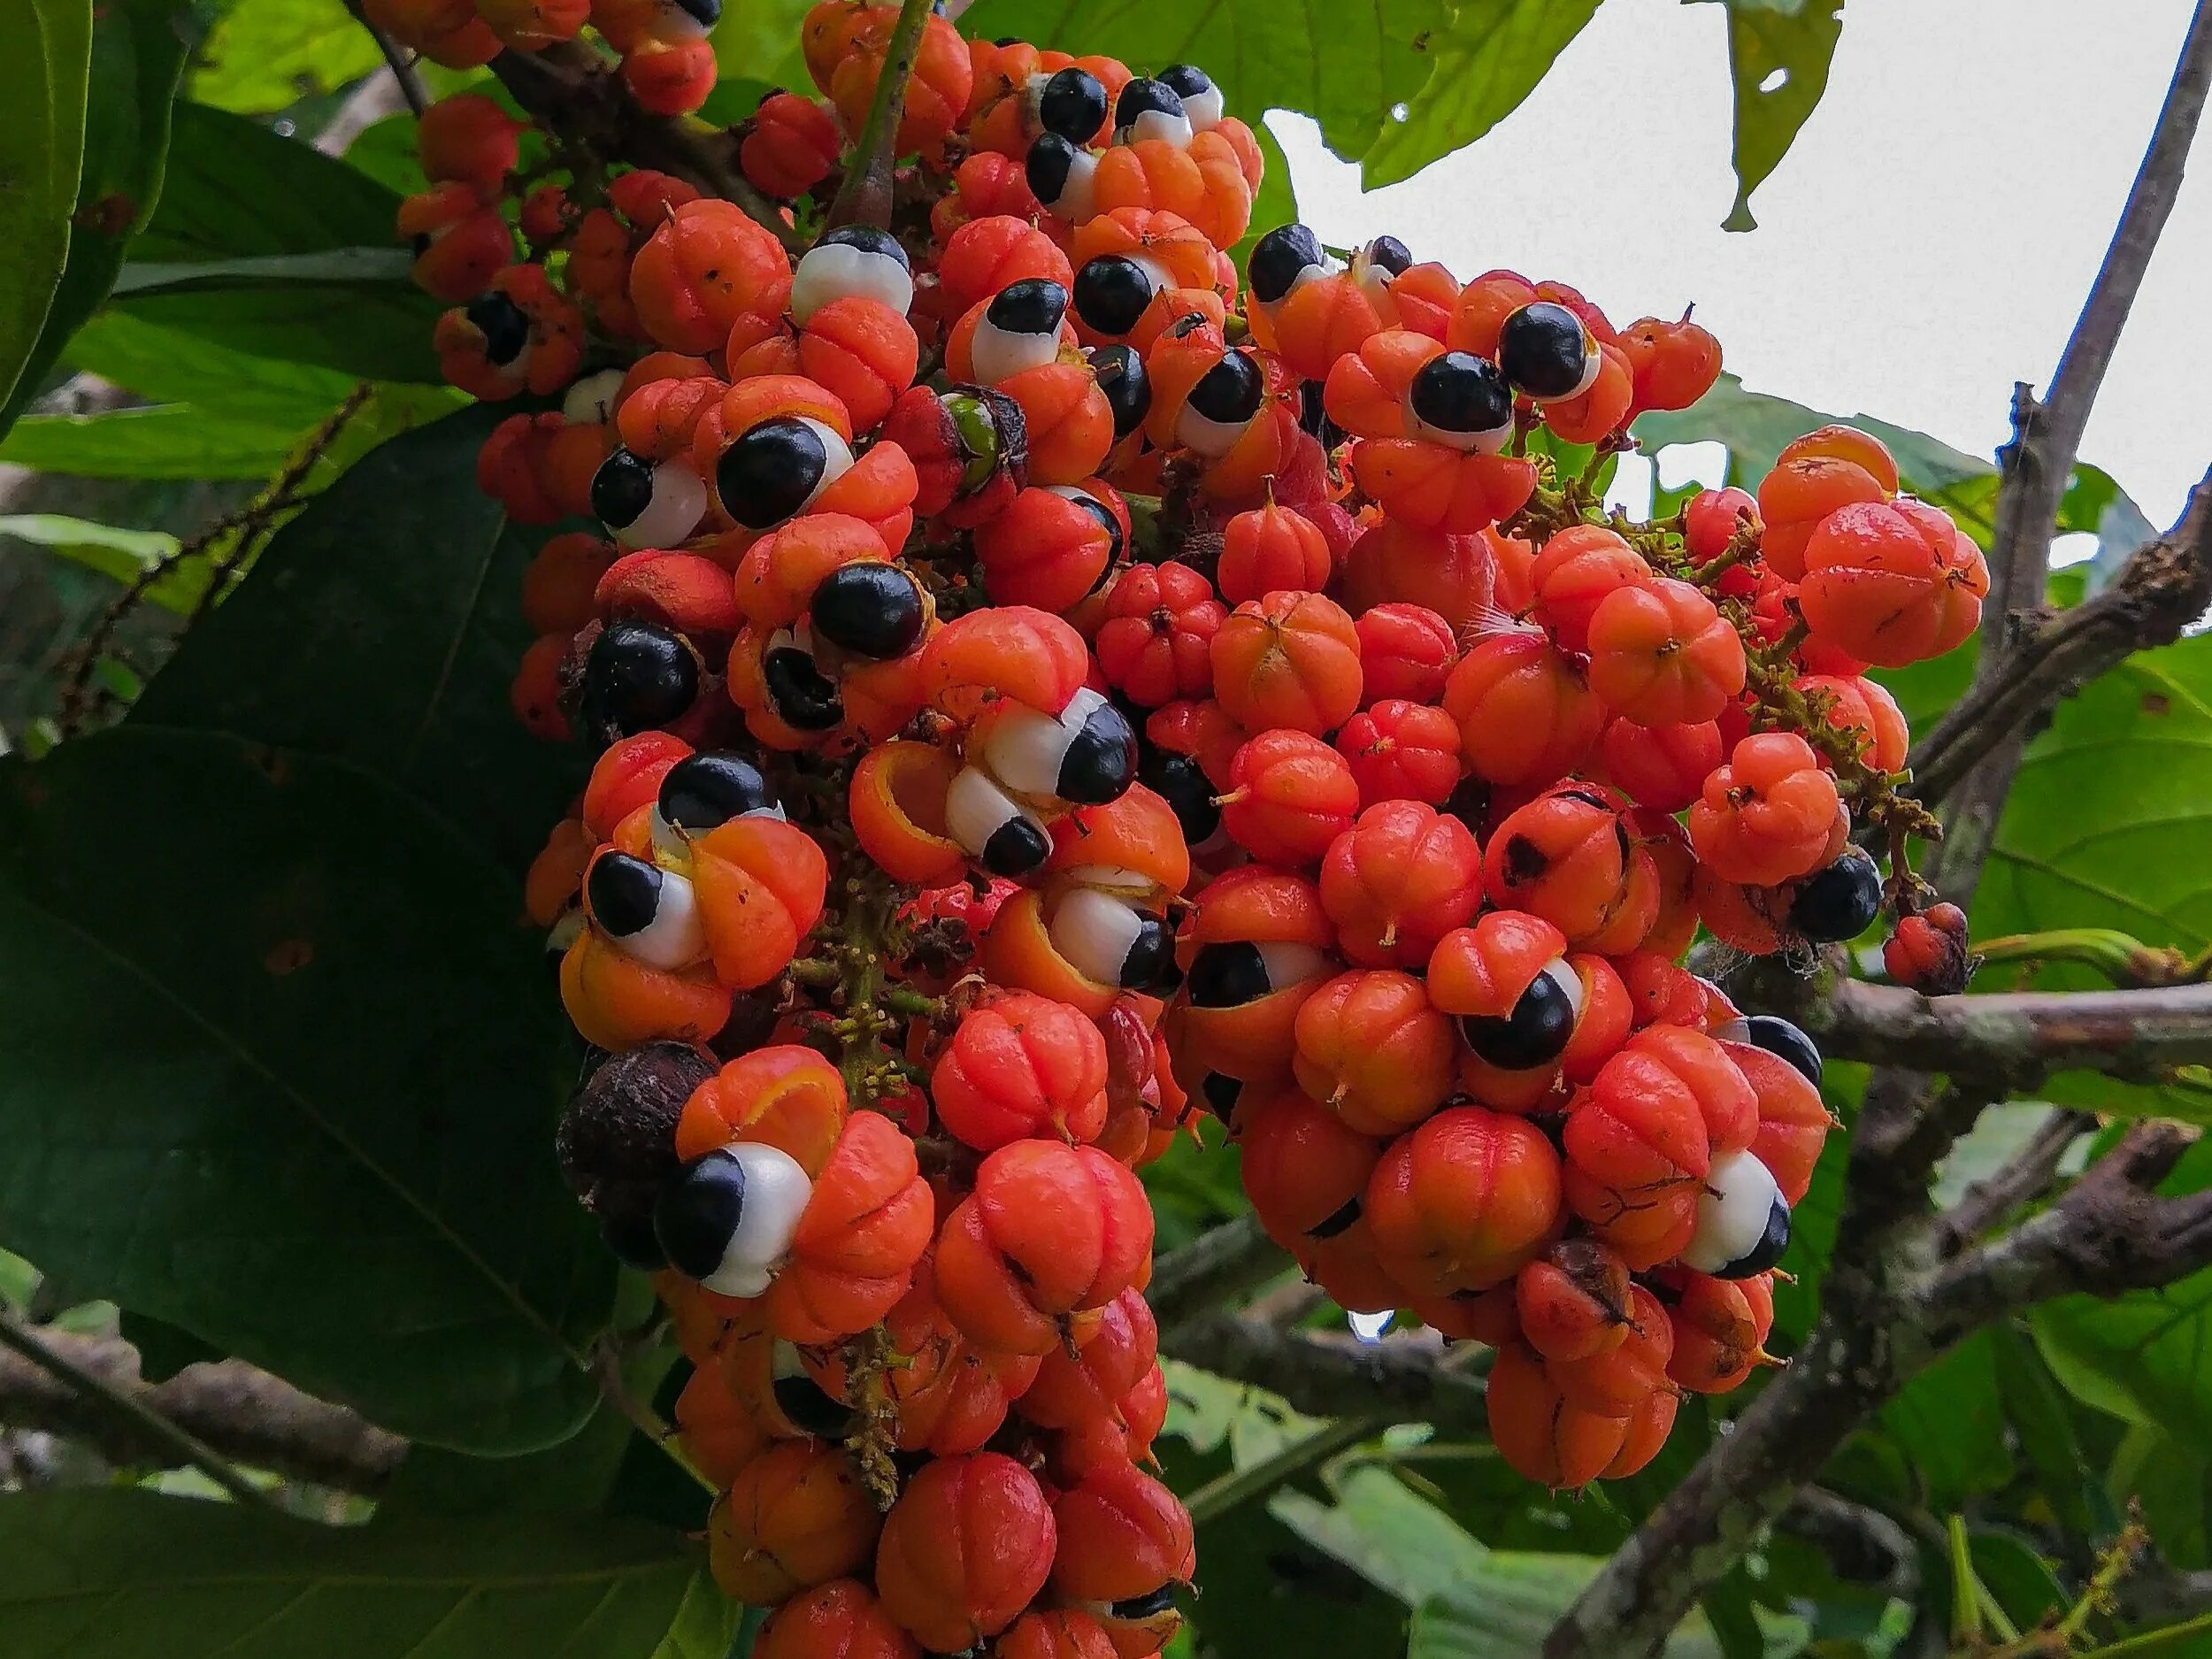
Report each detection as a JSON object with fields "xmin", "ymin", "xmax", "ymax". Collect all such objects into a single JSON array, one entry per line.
[
  {"xmin": 822, "ymin": 0, "xmax": 933, "ymax": 231},
  {"xmin": 1182, "ymin": 1411, "xmax": 1389, "ymax": 1525},
  {"xmin": 2078, "ymin": 1608, "xmax": 2212, "ymax": 1658}
]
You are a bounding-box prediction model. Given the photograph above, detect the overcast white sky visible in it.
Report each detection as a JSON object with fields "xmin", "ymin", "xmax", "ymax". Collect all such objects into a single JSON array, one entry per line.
[{"xmin": 1270, "ymin": 0, "xmax": 2211, "ymax": 534}]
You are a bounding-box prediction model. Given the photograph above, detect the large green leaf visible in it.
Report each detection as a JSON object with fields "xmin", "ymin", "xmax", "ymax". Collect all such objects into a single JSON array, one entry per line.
[
  {"xmin": 191, "ymin": 0, "xmax": 388, "ymax": 114},
  {"xmin": 0, "ymin": 403, "xmax": 334, "ymax": 478},
  {"xmin": 0, "ymin": 726, "xmax": 603, "ymax": 1451},
  {"xmin": 1360, "ymin": 0, "xmax": 1604, "ymax": 189},
  {"xmin": 958, "ymin": 0, "xmax": 1449, "ymax": 169},
  {"xmin": 712, "ymin": 0, "xmax": 813, "ymax": 95},
  {"xmin": 0, "ymin": 0, "xmax": 196, "ymax": 442},
  {"xmin": 0, "ymin": 1488, "xmax": 700, "ymax": 1656},
  {"xmin": 133, "ymin": 403, "xmax": 582, "ymax": 870},
  {"xmin": 1407, "ymin": 1555, "xmax": 1800, "ymax": 1658},
  {"xmin": 0, "ymin": 0, "xmax": 94, "ymax": 414},
  {"xmin": 2033, "ymin": 1271, "xmax": 2212, "ymax": 1448},
  {"xmin": 139, "ymin": 101, "xmax": 405, "ymax": 261},
  {"xmin": 1878, "ymin": 1331, "xmax": 2013, "ymax": 1507},
  {"xmin": 0, "ymin": 512, "xmax": 201, "ymax": 611},
  {"xmin": 1701, "ymin": 0, "xmax": 1844, "ymax": 232}
]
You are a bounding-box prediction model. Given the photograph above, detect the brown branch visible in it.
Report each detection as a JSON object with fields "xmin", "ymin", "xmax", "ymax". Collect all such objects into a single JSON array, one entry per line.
[
  {"xmin": 1944, "ymin": 1108, "xmax": 2094, "ymax": 1243},
  {"xmin": 342, "ymin": 0, "xmax": 429, "ymax": 118},
  {"xmin": 487, "ymin": 42, "xmax": 801, "ymax": 251},
  {"xmin": 1908, "ymin": 468, "xmax": 2212, "ymax": 806},
  {"xmin": 1145, "ymin": 1214, "xmax": 1293, "ymax": 1334},
  {"xmin": 1798, "ymin": 979, "xmax": 2212, "ymax": 1086},
  {"xmin": 0, "ymin": 1324, "xmax": 403, "ymax": 1494},
  {"xmin": 823, "ymin": 0, "xmax": 933, "ymax": 231},
  {"xmin": 1776, "ymin": 1488, "xmax": 1921, "ymax": 1604},
  {"xmin": 1160, "ymin": 1311, "xmax": 1487, "ymax": 1438}
]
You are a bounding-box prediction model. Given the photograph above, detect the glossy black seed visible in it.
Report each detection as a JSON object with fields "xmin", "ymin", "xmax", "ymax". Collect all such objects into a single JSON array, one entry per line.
[
  {"xmin": 1248, "ymin": 223, "xmax": 1324, "ymax": 305},
  {"xmin": 1057, "ymin": 698, "xmax": 1139, "ymax": 803},
  {"xmin": 987, "ymin": 277, "xmax": 1070, "ymax": 336},
  {"xmin": 1496, "ymin": 302, "xmax": 1590, "ymax": 400},
  {"xmin": 583, "ymin": 620, "xmax": 698, "ymax": 738},
  {"xmin": 464, "ymin": 291, "xmax": 530, "ymax": 365},
  {"xmin": 1297, "ymin": 378, "xmax": 1343, "ymax": 447},
  {"xmin": 763, "ymin": 646, "xmax": 844, "ymax": 730},
  {"xmin": 1458, "ymin": 972, "xmax": 1577, "ymax": 1071},
  {"xmin": 1716, "ymin": 1195, "xmax": 1792, "ymax": 1279},
  {"xmin": 717, "ymin": 417, "xmax": 829, "ymax": 529},
  {"xmin": 1039, "ymin": 65, "xmax": 1108, "ymax": 142},
  {"xmin": 981, "ymin": 814, "xmax": 1051, "ymax": 877},
  {"xmin": 1025, "ymin": 134, "xmax": 1079, "ymax": 205},
  {"xmin": 1187, "ymin": 349, "xmax": 1263, "ymax": 425},
  {"xmin": 1188, "ymin": 941, "xmax": 1269, "ymax": 1008},
  {"xmin": 586, "ymin": 852, "xmax": 664, "ymax": 937},
  {"xmin": 1114, "ymin": 76, "xmax": 1186, "ymax": 127},
  {"xmin": 1121, "ymin": 918, "xmax": 1179, "ymax": 991},
  {"xmin": 590, "ymin": 449, "xmax": 657, "ymax": 529},
  {"xmin": 1409, "ymin": 350, "xmax": 1514, "ymax": 436},
  {"xmin": 672, "ymin": 0, "xmax": 718, "ymax": 21},
  {"xmin": 810, "ymin": 561, "xmax": 926, "ymax": 660},
  {"xmin": 659, "ymin": 751, "xmax": 775, "ymax": 830},
  {"xmin": 1158, "ymin": 65, "xmax": 1214, "ymax": 102},
  {"xmin": 773, "ymin": 1371, "xmax": 856, "ymax": 1438},
  {"xmin": 1363, "ymin": 234, "xmax": 1413, "ymax": 276},
  {"xmin": 1739, "ymin": 1014, "xmax": 1822, "ymax": 1087},
  {"xmin": 1088, "ymin": 343, "xmax": 1151, "ymax": 437},
  {"xmin": 655, "ymin": 1151, "xmax": 747, "ymax": 1280},
  {"xmin": 1139, "ymin": 748, "xmax": 1220, "ymax": 844},
  {"xmin": 1310, "ymin": 1196, "xmax": 1362, "ymax": 1240},
  {"xmin": 1789, "ymin": 848, "xmax": 1882, "ymax": 943},
  {"xmin": 1065, "ymin": 491, "xmax": 1126, "ymax": 564},
  {"xmin": 1200, "ymin": 1072, "xmax": 1242, "ymax": 1118},
  {"xmin": 1110, "ymin": 1586, "xmax": 1181, "ymax": 1622},
  {"xmin": 602, "ymin": 1209, "xmax": 668, "ymax": 1271},
  {"xmin": 1073, "ymin": 254, "xmax": 1156, "ymax": 337},
  {"xmin": 816, "ymin": 223, "xmax": 910, "ymax": 268}
]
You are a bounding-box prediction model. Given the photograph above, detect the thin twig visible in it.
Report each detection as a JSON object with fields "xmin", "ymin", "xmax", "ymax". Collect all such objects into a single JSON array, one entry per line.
[
  {"xmin": 342, "ymin": 0, "xmax": 429, "ymax": 118},
  {"xmin": 0, "ymin": 1315, "xmax": 280, "ymax": 1510},
  {"xmin": 1182, "ymin": 1411, "xmax": 1389, "ymax": 1525},
  {"xmin": 822, "ymin": 0, "xmax": 933, "ymax": 231},
  {"xmin": 1943, "ymin": 1109, "xmax": 2093, "ymax": 1243}
]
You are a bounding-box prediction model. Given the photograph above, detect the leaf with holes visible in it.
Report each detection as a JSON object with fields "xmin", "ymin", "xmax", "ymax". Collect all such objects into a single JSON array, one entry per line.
[
  {"xmin": 1705, "ymin": 0, "xmax": 1844, "ymax": 232},
  {"xmin": 1361, "ymin": 0, "xmax": 1604, "ymax": 188},
  {"xmin": 957, "ymin": 0, "xmax": 1449, "ymax": 169},
  {"xmin": 0, "ymin": 1488, "xmax": 701, "ymax": 1655}
]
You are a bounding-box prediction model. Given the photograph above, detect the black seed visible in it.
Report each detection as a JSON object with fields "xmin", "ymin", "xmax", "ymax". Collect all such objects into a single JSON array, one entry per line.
[
  {"xmin": 1310, "ymin": 1196, "xmax": 1362, "ymax": 1240},
  {"xmin": 1056, "ymin": 698, "xmax": 1138, "ymax": 803},
  {"xmin": 590, "ymin": 449, "xmax": 657, "ymax": 530},
  {"xmin": 1064, "ymin": 490, "xmax": 1126, "ymax": 564},
  {"xmin": 1109, "ymin": 1586, "xmax": 1180, "ymax": 1621},
  {"xmin": 1157, "ymin": 64, "xmax": 1214, "ymax": 103},
  {"xmin": 1496, "ymin": 302, "xmax": 1591, "ymax": 400},
  {"xmin": 815, "ymin": 223, "xmax": 909, "ymax": 268},
  {"xmin": 1409, "ymin": 351, "xmax": 1514, "ymax": 437},
  {"xmin": 1121, "ymin": 917, "xmax": 1179, "ymax": 990},
  {"xmin": 587, "ymin": 852, "xmax": 665, "ymax": 938},
  {"xmin": 658, "ymin": 751, "xmax": 776, "ymax": 831},
  {"xmin": 1188, "ymin": 941, "xmax": 1270, "ymax": 1007},
  {"xmin": 1789, "ymin": 848, "xmax": 1882, "ymax": 943},
  {"xmin": 1201, "ymin": 1072, "xmax": 1241, "ymax": 1118},
  {"xmin": 1187, "ymin": 350, "xmax": 1263, "ymax": 425},
  {"xmin": 986, "ymin": 276, "xmax": 1069, "ymax": 336},
  {"xmin": 1458, "ymin": 971, "xmax": 1577, "ymax": 1071},
  {"xmin": 1025, "ymin": 134, "xmax": 1079, "ymax": 206},
  {"xmin": 655, "ymin": 1151, "xmax": 748, "ymax": 1281},
  {"xmin": 981, "ymin": 815, "xmax": 1051, "ymax": 877},
  {"xmin": 582, "ymin": 620, "xmax": 698, "ymax": 737},
  {"xmin": 717, "ymin": 417, "xmax": 830, "ymax": 529},
  {"xmin": 1739, "ymin": 1014, "xmax": 1822, "ymax": 1087},
  {"xmin": 1038, "ymin": 66, "xmax": 1108, "ymax": 142},
  {"xmin": 763, "ymin": 646, "xmax": 844, "ymax": 730},
  {"xmin": 1140, "ymin": 748, "xmax": 1220, "ymax": 844},
  {"xmin": 1717, "ymin": 1195, "xmax": 1792, "ymax": 1279},
  {"xmin": 602, "ymin": 1208, "xmax": 668, "ymax": 1271},
  {"xmin": 773, "ymin": 1371, "xmax": 856, "ymax": 1438},
  {"xmin": 1114, "ymin": 77, "xmax": 1186, "ymax": 128},
  {"xmin": 1073, "ymin": 254, "xmax": 1156, "ymax": 337},
  {"xmin": 1088, "ymin": 343, "xmax": 1151, "ymax": 438},
  {"xmin": 1248, "ymin": 223, "xmax": 1324, "ymax": 305},
  {"xmin": 1363, "ymin": 234, "xmax": 1413, "ymax": 276},
  {"xmin": 672, "ymin": 0, "xmax": 718, "ymax": 22},
  {"xmin": 1297, "ymin": 379, "xmax": 1342, "ymax": 447},
  {"xmin": 1501, "ymin": 834, "xmax": 1548, "ymax": 885},
  {"xmin": 411, "ymin": 232, "xmax": 432, "ymax": 257},
  {"xmin": 810, "ymin": 561, "xmax": 926, "ymax": 660},
  {"xmin": 463, "ymin": 291, "xmax": 530, "ymax": 365}
]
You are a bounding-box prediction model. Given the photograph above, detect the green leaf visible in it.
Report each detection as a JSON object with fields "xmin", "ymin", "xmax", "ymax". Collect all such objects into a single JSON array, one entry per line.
[
  {"xmin": 376, "ymin": 1405, "xmax": 641, "ymax": 1521},
  {"xmin": 134, "ymin": 403, "xmax": 583, "ymax": 871},
  {"xmin": 711, "ymin": 0, "xmax": 812, "ymax": 102},
  {"xmin": 111, "ymin": 247, "xmax": 418, "ymax": 296},
  {"xmin": 2109, "ymin": 1423, "xmax": 2209, "ymax": 1570},
  {"xmin": 139, "ymin": 102, "xmax": 405, "ymax": 261},
  {"xmin": 1768, "ymin": 1059, "xmax": 1858, "ymax": 1343},
  {"xmin": 1409, "ymin": 1555, "xmax": 1802, "ymax": 1658},
  {"xmin": 652, "ymin": 1571, "xmax": 748, "ymax": 1659},
  {"xmin": 0, "ymin": 511, "xmax": 202, "ymax": 611},
  {"xmin": 1272, "ymin": 1466, "xmax": 1486, "ymax": 1607},
  {"xmin": 0, "ymin": 403, "xmax": 314, "ymax": 478},
  {"xmin": 0, "ymin": 0, "xmax": 196, "ymax": 442},
  {"xmin": 0, "ymin": 726, "xmax": 605, "ymax": 1451},
  {"xmin": 1965, "ymin": 1531, "xmax": 2067, "ymax": 1632},
  {"xmin": 2033, "ymin": 1269, "xmax": 2212, "ymax": 1448},
  {"xmin": 64, "ymin": 308, "xmax": 382, "ymax": 420},
  {"xmin": 191, "ymin": 0, "xmax": 388, "ymax": 114},
  {"xmin": 0, "ymin": 0, "xmax": 95, "ymax": 414},
  {"xmin": 958, "ymin": 0, "xmax": 1449, "ymax": 169},
  {"xmin": 1988, "ymin": 1322, "xmax": 2100, "ymax": 1540},
  {"xmin": 1360, "ymin": 0, "xmax": 1604, "ymax": 189},
  {"xmin": 112, "ymin": 262, "xmax": 442, "ymax": 383},
  {"xmin": 0, "ymin": 1488, "xmax": 701, "ymax": 1656},
  {"xmin": 1879, "ymin": 1331, "xmax": 2014, "ymax": 1506},
  {"xmin": 1701, "ymin": 0, "xmax": 1844, "ymax": 232}
]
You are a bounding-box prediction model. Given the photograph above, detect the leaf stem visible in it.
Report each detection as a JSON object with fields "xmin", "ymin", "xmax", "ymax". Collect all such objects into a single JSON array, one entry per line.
[{"xmin": 823, "ymin": 0, "xmax": 933, "ymax": 231}]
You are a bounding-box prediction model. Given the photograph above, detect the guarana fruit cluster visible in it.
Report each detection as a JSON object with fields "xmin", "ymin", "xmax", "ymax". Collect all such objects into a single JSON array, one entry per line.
[{"xmin": 397, "ymin": 1, "xmax": 1991, "ymax": 1640}]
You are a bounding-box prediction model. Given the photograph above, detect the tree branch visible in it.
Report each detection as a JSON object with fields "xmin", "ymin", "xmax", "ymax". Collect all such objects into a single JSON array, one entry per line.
[
  {"xmin": 1943, "ymin": 1108, "xmax": 2093, "ymax": 1243},
  {"xmin": 487, "ymin": 42, "xmax": 802, "ymax": 251},
  {"xmin": 823, "ymin": 0, "xmax": 933, "ymax": 231},
  {"xmin": 1146, "ymin": 1214, "xmax": 1293, "ymax": 1333},
  {"xmin": 1160, "ymin": 1311, "xmax": 1487, "ymax": 1437},
  {"xmin": 1798, "ymin": 978, "xmax": 2212, "ymax": 1086}
]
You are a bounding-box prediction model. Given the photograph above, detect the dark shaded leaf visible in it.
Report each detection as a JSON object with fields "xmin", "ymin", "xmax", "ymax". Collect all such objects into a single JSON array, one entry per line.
[
  {"xmin": 191, "ymin": 0, "xmax": 388, "ymax": 114},
  {"xmin": 0, "ymin": 0, "xmax": 94, "ymax": 413},
  {"xmin": 1879, "ymin": 1331, "xmax": 2014, "ymax": 1506}
]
